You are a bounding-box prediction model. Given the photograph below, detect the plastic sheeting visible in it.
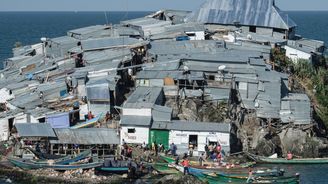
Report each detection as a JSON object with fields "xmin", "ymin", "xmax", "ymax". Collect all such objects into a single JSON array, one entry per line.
[{"xmin": 47, "ymin": 113, "xmax": 70, "ymax": 128}]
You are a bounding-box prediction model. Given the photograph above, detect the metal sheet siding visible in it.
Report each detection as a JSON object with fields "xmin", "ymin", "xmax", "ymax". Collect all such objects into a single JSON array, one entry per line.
[
  {"xmin": 15, "ymin": 123, "xmax": 56, "ymax": 137},
  {"xmin": 185, "ymin": 0, "xmax": 296, "ymax": 30}
]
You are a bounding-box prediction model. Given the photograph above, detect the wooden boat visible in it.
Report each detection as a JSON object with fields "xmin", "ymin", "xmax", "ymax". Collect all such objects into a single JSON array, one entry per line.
[
  {"xmin": 8, "ymin": 157, "xmax": 103, "ymax": 171},
  {"xmin": 152, "ymin": 162, "xmax": 180, "ymax": 174},
  {"xmin": 96, "ymin": 167, "xmax": 129, "ymax": 173},
  {"xmin": 204, "ymin": 172, "xmax": 300, "ymax": 184},
  {"xmin": 211, "ymin": 168, "xmax": 285, "ymax": 179},
  {"xmin": 70, "ymin": 114, "xmax": 102, "ymax": 129},
  {"xmin": 34, "ymin": 149, "xmax": 92, "ymax": 165},
  {"xmin": 160, "ymin": 155, "xmax": 255, "ymax": 170},
  {"xmin": 19, "ymin": 149, "xmax": 91, "ymax": 166},
  {"xmin": 96, "ymin": 159, "xmax": 135, "ymax": 174},
  {"xmin": 248, "ymin": 153, "xmax": 328, "ymax": 164}
]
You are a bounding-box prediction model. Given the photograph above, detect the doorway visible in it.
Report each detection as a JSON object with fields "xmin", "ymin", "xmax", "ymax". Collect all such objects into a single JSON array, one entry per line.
[{"xmin": 189, "ymin": 135, "xmax": 198, "ymax": 150}]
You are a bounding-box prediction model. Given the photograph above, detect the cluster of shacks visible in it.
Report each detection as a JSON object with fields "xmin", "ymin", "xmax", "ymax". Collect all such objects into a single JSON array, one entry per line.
[{"xmin": 0, "ymin": 0, "xmax": 324, "ymax": 157}]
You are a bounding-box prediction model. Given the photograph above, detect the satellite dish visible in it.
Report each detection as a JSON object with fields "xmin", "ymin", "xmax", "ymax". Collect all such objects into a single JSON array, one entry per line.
[
  {"xmin": 183, "ymin": 66, "xmax": 189, "ymax": 72},
  {"xmin": 128, "ymin": 68, "xmax": 133, "ymax": 76},
  {"xmin": 40, "ymin": 37, "xmax": 47, "ymax": 42},
  {"xmin": 218, "ymin": 65, "xmax": 226, "ymax": 71},
  {"xmin": 247, "ymin": 34, "xmax": 252, "ymax": 40}
]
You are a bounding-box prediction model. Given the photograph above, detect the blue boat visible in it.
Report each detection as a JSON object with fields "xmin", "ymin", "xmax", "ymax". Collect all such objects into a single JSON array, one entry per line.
[
  {"xmin": 96, "ymin": 159, "xmax": 136, "ymax": 173},
  {"xmin": 70, "ymin": 114, "xmax": 103, "ymax": 129}
]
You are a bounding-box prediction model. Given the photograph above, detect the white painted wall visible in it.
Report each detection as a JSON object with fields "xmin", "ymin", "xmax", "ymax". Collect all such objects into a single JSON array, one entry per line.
[
  {"xmin": 169, "ymin": 130, "xmax": 230, "ymax": 156},
  {"xmin": 14, "ymin": 113, "xmax": 39, "ymax": 124},
  {"xmin": 186, "ymin": 31, "xmax": 205, "ymax": 41},
  {"xmin": 284, "ymin": 46, "xmax": 312, "ymax": 63},
  {"xmin": 31, "ymin": 43, "xmax": 44, "ymax": 55},
  {"xmin": 123, "ymin": 108, "xmax": 152, "ymax": 116},
  {"xmin": 120, "ymin": 126, "xmax": 149, "ymax": 144},
  {"xmin": 0, "ymin": 88, "xmax": 14, "ymax": 103},
  {"xmin": 0, "ymin": 118, "xmax": 9, "ymax": 141}
]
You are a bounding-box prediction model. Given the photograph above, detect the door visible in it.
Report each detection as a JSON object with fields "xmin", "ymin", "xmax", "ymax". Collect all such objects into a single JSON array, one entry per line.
[
  {"xmin": 189, "ymin": 135, "xmax": 198, "ymax": 150},
  {"xmin": 149, "ymin": 130, "xmax": 169, "ymax": 150}
]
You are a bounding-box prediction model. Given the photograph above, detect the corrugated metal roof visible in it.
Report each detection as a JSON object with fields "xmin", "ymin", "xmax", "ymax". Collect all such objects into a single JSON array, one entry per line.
[
  {"xmin": 280, "ymin": 93, "xmax": 311, "ymax": 124},
  {"xmin": 120, "ymin": 115, "xmax": 152, "ymax": 126},
  {"xmin": 81, "ymin": 37, "xmax": 148, "ymax": 51},
  {"xmin": 50, "ymin": 128, "xmax": 120, "ymax": 145},
  {"xmin": 204, "ymin": 87, "xmax": 230, "ymax": 101},
  {"xmin": 143, "ymin": 59, "xmax": 181, "ymax": 71},
  {"xmin": 185, "ymin": 0, "xmax": 297, "ymax": 30},
  {"xmin": 49, "ymin": 36, "xmax": 78, "ymax": 45},
  {"xmin": 123, "ymin": 87, "xmax": 163, "ymax": 109},
  {"xmin": 150, "ymin": 23, "xmax": 205, "ymax": 40},
  {"xmin": 68, "ymin": 25, "xmax": 110, "ymax": 36},
  {"xmin": 152, "ymin": 105, "xmax": 172, "ymax": 122},
  {"xmin": 136, "ymin": 70, "xmax": 204, "ymax": 81},
  {"xmin": 83, "ymin": 49, "xmax": 131, "ymax": 65},
  {"xmin": 152, "ymin": 121, "xmax": 230, "ymax": 133},
  {"xmin": 15, "ymin": 123, "xmax": 56, "ymax": 137}
]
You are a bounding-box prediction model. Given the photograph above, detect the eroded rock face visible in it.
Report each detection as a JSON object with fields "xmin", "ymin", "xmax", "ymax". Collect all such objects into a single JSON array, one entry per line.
[
  {"xmin": 278, "ymin": 128, "xmax": 327, "ymax": 158},
  {"xmin": 232, "ymin": 110, "xmax": 328, "ymax": 158}
]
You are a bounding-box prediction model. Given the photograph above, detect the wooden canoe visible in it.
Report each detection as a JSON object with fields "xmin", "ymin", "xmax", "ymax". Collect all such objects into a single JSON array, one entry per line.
[
  {"xmin": 96, "ymin": 167, "xmax": 129, "ymax": 173},
  {"xmin": 160, "ymin": 155, "xmax": 255, "ymax": 170},
  {"xmin": 32, "ymin": 149, "xmax": 92, "ymax": 165},
  {"xmin": 8, "ymin": 157, "xmax": 103, "ymax": 171},
  {"xmin": 204, "ymin": 172, "xmax": 300, "ymax": 184},
  {"xmin": 248, "ymin": 153, "xmax": 328, "ymax": 164},
  {"xmin": 24, "ymin": 147, "xmax": 64, "ymax": 160},
  {"xmin": 70, "ymin": 114, "xmax": 102, "ymax": 129}
]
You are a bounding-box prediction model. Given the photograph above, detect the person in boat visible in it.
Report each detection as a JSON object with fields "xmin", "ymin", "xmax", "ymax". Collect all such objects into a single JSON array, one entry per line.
[
  {"xmin": 198, "ymin": 152, "xmax": 206, "ymax": 166},
  {"xmin": 181, "ymin": 158, "xmax": 190, "ymax": 175},
  {"xmin": 287, "ymin": 151, "xmax": 293, "ymax": 160},
  {"xmin": 246, "ymin": 168, "xmax": 254, "ymax": 183},
  {"xmin": 87, "ymin": 111, "xmax": 94, "ymax": 120}
]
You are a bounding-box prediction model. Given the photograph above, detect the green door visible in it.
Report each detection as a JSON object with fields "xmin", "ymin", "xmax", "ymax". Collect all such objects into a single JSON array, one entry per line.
[{"xmin": 149, "ymin": 130, "xmax": 169, "ymax": 150}]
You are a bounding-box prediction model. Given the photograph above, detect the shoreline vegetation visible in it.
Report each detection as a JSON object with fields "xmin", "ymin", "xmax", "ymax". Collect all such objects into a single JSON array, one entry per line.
[{"xmin": 272, "ymin": 48, "xmax": 328, "ymax": 127}]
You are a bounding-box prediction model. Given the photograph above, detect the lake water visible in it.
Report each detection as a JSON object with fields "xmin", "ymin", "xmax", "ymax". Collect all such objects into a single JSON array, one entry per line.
[{"xmin": 0, "ymin": 11, "xmax": 328, "ymax": 69}]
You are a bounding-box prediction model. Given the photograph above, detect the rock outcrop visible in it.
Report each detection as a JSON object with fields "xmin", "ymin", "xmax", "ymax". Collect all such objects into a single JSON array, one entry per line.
[{"xmin": 155, "ymin": 174, "xmax": 204, "ymax": 184}]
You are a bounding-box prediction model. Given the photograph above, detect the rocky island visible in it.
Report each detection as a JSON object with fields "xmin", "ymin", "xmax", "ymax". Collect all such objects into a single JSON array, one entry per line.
[{"xmin": 0, "ymin": 0, "xmax": 327, "ymax": 183}]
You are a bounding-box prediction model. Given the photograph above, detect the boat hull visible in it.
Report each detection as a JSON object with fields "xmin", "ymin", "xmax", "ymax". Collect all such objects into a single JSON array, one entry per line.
[
  {"xmin": 9, "ymin": 157, "xmax": 103, "ymax": 171},
  {"xmin": 249, "ymin": 153, "xmax": 328, "ymax": 164}
]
